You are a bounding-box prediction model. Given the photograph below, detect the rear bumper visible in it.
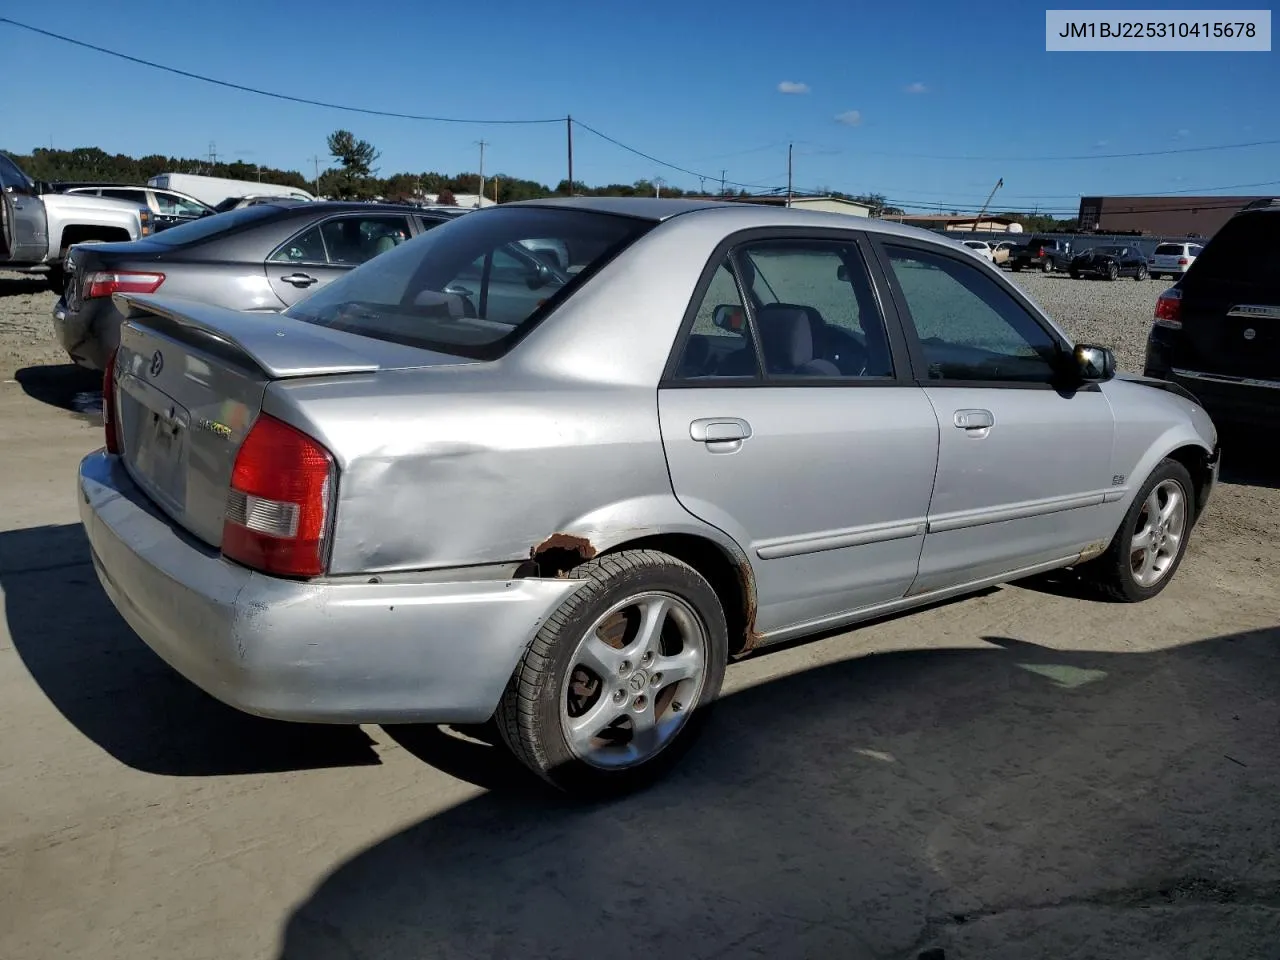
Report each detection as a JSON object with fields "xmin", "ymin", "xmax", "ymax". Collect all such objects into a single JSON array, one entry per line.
[
  {"xmin": 52, "ymin": 296, "xmax": 117, "ymax": 371},
  {"xmin": 77, "ymin": 450, "xmax": 583, "ymax": 724}
]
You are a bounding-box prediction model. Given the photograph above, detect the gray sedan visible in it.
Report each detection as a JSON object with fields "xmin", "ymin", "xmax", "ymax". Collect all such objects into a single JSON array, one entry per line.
[
  {"xmin": 77, "ymin": 197, "xmax": 1219, "ymax": 797},
  {"xmin": 51, "ymin": 200, "xmax": 454, "ymax": 371}
]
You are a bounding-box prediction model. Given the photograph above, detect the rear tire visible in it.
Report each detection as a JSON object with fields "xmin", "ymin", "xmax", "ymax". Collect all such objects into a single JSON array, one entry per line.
[
  {"xmin": 1080, "ymin": 458, "xmax": 1195, "ymax": 602},
  {"xmin": 1106, "ymin": 262, "xmax": 1119, "ymax": 281},
  {"xmin": 496, "ymin": 549, "xmax": 729, "ymax": 798},
  {"xmin": 1135, "ymin": 263, "xmax": 1148, "ymax": 281},
  {"xmin": 1042, "ymin": 260, "xmax": 1054, "ymax": 273}
]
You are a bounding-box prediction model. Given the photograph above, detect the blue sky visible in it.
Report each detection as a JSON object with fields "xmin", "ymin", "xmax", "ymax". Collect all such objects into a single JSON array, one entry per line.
[{"xmin": 5, "ymin": 0, "xmax": 1278, "ymax": 213}]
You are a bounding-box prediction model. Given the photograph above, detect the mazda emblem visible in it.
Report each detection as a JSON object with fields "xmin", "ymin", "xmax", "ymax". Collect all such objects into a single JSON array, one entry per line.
[{"xmin": 149, "ymin": 350, "xmax": 164, "ymax": 377}]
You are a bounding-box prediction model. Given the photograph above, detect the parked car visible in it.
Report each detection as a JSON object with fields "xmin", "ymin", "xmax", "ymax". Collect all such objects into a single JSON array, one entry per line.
[
  {"xmin": 51, "ymin": 200, "xmax": 453, "ymax": 370},
  {"xmin": 53, "ymin": 182, "xmax": 217, "ymax": 232},
  {"xmin": 991, "ymin": 240, "xmax": 1020, "ymax": 266},
  {"xmin": 1, "ymin": 152, "xmax": 152, "ymax": 290},
  {"xmin": 211, "ymin": 194, "xmax": 311, "ymax": 213},
  {"xmin": 1068, "ymin": 244, "xmax": 1149, "ymax": 281},
  {"xmin": 1147, "ymin": 241, "xmax": 1204, "ymax": 280},
  {"xmin": 1143, "ymin": 201, "xmax": 1278, "ymax": 430},
  {"xmin": 961, "ymin": 239, "xmax": 995, "ymax": 262},
  {"xmin": 79, "ymin": 197, "xmax": 1219, "ymax": 797},
  {"xmin": 1011, "ymin": 236, "xmax": 1073, "ymax": 272}
]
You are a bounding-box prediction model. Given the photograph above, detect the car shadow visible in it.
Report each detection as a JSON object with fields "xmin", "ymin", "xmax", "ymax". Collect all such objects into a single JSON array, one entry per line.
[
  {"xmin": 13, "ymin": 363, "xmax": 103, "ymax": 423},
  {"xmin": 277, "ymin": 626, "xmax": 1280, "ymax": 960},
  {"xmin": 1, "ymin": 523, "xmax": 380, "ymax": 775},
  {"xmin": 0, "ymin": 275, "xmax": 49, "ymax": 297}
]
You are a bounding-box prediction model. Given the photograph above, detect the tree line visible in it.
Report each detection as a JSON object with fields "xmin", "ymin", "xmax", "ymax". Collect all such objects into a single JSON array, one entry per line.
[{"xmin": 11, "ymin": 130, "xmax": 1080, "ymax": 229}]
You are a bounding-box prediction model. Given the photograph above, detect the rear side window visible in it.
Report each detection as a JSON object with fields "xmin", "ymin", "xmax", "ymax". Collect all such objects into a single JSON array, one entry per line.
[
  {"xmin": 285, "ymin": 207, "xmax": 653, "ymax": 360},
  {"xmin": 1186, "ymin": 213, "xmax": 1280, "ymax": 285}
]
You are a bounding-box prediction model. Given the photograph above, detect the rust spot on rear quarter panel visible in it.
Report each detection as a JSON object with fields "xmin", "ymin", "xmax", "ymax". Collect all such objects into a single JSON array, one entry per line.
[
  {"xmin": 733, "ymin": 557, "xmax": 763, "ymax": 657},
  {"xmin": 531, "ymin": 533, "xmax": 598, "ymax": 577}
]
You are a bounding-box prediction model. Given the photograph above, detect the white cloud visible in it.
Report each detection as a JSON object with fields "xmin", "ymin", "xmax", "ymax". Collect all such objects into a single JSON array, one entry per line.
[
  {"xmin": 777, "ymin": 81, "xmax": 810, "ymax": 95},
  {"xmin": 1175, "ymin": 128, "xmax": 1191, "ymax": 138},
  {"xmin": 1094, "ymin": 139, "xmax": 1109, "ymax": 147},
  {"xmin": 904, "ymin": 81, "xmax": 928, "ymax": 94},
  {"xmin": 834, "ymin": 110, "xmax": 863, "ymax": 126}
]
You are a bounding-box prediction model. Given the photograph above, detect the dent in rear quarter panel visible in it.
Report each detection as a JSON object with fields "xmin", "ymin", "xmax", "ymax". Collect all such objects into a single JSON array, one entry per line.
[
  {"xmin": 260, "ymin": 213, "xmax": 745, "ymax": 576},
  {"xmin": 1098, "ymin": 378, "xmax": 1216, "ymax": 532},
  {"xmin": 264, "ymin": 365, "xmax": 680, "ymax": 574}
]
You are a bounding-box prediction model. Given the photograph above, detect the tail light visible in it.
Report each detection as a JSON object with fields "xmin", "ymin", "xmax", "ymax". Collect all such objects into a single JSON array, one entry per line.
[
  {"xmin": 1177, "ymin": 257, "xmax": 1189, "ymax": 265},
  {"xmin": 102, "ymin": 346, "xmax": 122, "ymax": 455},
  {"xmin": 222, "ymin": 414, "xmax": 336, "ymax": 578},
  {"xmin": 1038, "ymin": 247, "xmax": 1046, "ymax": 256},
  {"xmin": 1154, "ymin": 288, "xmax": 1183, "ymax": 330},
  {"xmin": 86, "ymin": 271, "xmax": 165, "ymax": 300}
]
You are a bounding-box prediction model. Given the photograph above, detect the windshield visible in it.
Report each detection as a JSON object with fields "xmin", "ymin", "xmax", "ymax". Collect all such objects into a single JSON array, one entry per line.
[
  {"xmin": 285, "ymin": 206, "xmax": 654, "ymax": 359},
  {"xmin": 142, "ymin": 203, "xmax": 279, "ymax": 245}
]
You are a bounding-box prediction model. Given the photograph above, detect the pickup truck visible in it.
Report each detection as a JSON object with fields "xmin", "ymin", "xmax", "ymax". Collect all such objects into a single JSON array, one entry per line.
[{"xmin": 1, "ymin": 151, "xmax": 152, "ymax": 290}]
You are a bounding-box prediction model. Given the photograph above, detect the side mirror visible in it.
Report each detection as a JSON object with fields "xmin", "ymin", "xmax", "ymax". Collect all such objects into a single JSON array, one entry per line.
[
  {"xmin": 524, "ymin": 260, "xmax": 553, "ymax": 290},
  {"xmin": 1073, "ymin": 343, "xmax": 1116, "ymax": 382},
  {"xmin": 712, "ymin": 303, "xmax": 747, "ymax": 332}
]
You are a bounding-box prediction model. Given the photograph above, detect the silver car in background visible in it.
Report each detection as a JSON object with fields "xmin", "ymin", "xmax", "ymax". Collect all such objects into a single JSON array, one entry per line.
[{"xmin": 78, "ymin": 198, "xmax": 1219, "ymax": 797}]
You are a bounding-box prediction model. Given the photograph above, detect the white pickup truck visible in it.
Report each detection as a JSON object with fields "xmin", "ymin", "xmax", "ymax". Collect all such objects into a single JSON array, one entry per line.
[{"xmin": 1, "ymin": 151, "xmax": 152, "ymax": 291}]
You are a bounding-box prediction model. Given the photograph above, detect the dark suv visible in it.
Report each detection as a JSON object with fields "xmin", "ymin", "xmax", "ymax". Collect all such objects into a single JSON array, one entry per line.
[
  {"xmin": 1143, "ymin": 200, "xmax": 1279, "ymax": 430},
  {"xmin": 1011, "ymin": 236, "xmax": 1073, "ymax": 272}
]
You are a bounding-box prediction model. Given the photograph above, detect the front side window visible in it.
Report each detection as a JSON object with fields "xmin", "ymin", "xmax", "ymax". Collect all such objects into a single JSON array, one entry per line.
[
  {"xmin": 0, "ymin": 154, "xmax": 34, "ymax": 192},
  {"xmin": 285, "ymin": 206, "xmax": 653, "ymax": 359},
  {"xmin": 885, "ymin": 244, "xmax": 1061, "ymax": 383}
]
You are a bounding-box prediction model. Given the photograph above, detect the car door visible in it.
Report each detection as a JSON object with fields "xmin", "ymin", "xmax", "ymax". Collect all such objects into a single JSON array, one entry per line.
[
  {"xmin": 265, "ymin": 213, "xmax": 413, "ymax": 307},
  {"xmin": 0, "ymin": 154, "xmax": 47, "ymax": 262},
  {"xmin": 872, "ymin": 237, "xmax": 1116, "ymax": 594},
  {"xmin": 658, "ymin": 232, "xmax": 940, "ymax": 636}
]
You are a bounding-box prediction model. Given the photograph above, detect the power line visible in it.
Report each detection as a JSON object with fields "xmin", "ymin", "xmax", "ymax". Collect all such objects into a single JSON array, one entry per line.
[
  {"xmin": 571, "ymin": 119, "xmax": 783, "ymax": 190},
  {"xmin": 883, "ymin": 178, "xmax": 1280, "ymax": 203},
  {"xmin": 0, "ymin": 17, "xmax": 563, "ymax": 125}
]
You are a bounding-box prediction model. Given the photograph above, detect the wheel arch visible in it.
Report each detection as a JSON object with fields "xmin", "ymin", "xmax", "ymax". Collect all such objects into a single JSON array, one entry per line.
[{"xmin": 529, "ymin": 523, "xmax": 759, "ymax": 659}]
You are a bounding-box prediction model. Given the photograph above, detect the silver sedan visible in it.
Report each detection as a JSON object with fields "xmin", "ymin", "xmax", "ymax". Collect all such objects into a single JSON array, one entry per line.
[{"xmin": 77, "ymin": 197, "xmax": 1219, "ymax": 797}]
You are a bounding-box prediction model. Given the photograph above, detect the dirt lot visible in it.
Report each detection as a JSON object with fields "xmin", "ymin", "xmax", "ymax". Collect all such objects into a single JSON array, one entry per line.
[{"xmin": 0, "ymin": 269, "xmax": 1277, "ymax": 959}]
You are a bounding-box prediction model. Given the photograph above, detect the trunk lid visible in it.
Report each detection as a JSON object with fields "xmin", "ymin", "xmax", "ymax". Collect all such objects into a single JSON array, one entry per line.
[
  {"xmin": 111, "ymin": 293, "xmax": 476, "ymax": 548},
  {"xmin": 1176, "ymin": 211, "xmax": 1280, "ymax": 379}
]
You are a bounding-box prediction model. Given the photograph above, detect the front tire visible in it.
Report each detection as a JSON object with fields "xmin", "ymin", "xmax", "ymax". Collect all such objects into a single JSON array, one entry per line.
[
  {"xmin": 1041, "ymin": 260, "xmax": 1054, "ymax": 273},
  {"xmin": 1081, "ymin": 458, "xmax": 1195, "ymax": 602},
  {"xmin": 1135, "ymin": 263, "xmax": 1148, "ymax": 280},
  {"xmin": 497, "ymin": 549, "xmax": 729, "ymax": 797},
  {"xmin": 1106, "ymin": 262, "xmax": 1119, "ymax": 281}
]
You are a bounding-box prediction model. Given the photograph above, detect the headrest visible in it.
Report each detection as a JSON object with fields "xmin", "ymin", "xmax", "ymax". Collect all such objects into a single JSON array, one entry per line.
[{"xmin": 756, "ymin": 304, "xmax": 814, "ymax": 370}]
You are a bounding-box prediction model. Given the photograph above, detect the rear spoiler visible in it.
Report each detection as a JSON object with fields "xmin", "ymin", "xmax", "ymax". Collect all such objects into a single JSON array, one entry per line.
[{"xmin": 113, "ymin": 293, "xmax": 382, "ymax": 379}]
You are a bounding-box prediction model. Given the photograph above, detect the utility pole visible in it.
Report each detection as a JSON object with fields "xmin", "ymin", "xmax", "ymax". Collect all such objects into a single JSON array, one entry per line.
[
  {"xmin": 655, "ymin": 176, "xmax": 664, "ymax": 198},
  {"xmin": 476, "ymin": 140, "xmax": 488, "ymax": 208},
  {"xmin": 973, "ymin": 177, "xmax": 1004, "ymax": 235},
  {"xmin": 786, "ymin": 143, "xmax": 793, "ymax": 208},
  {"xmin": 308, "ymin": 155, "xmax": 321, "ymax": 196},
  {"xmin": 720, "ymin": 169, "xmax": 726, "ymax": 196},
  {"xmin": 208, "ymin": 141, "xmax": 218, "ymax": 166},
  {"xmin": 493, "ymin": 174, "xmax": 499, "ymax": 204},
  {"xmin": 566, "ymin": 115, "xmax": 574, "ymax": 197}
]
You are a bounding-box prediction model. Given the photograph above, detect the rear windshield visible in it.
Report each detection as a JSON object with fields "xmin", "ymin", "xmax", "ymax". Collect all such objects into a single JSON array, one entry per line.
[
  {"xmin": 1186, "ymin": 212, "xmax": 1279, "ymax": 285},
  {"xmin": 285, "ymin": 206, "xmax": 653, "ymax": 359},
  {"xmin": 143, "ymin": 203, "xmax": 280, "ymax": 246},
  {"xmin": 1154, "ymin": 243, "xmax": 1184, "ymax": 255}
]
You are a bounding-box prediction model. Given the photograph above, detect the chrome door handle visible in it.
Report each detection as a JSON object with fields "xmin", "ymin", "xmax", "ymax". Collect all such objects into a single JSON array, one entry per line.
[
  {"xmin": 690, "ymin": 417, "xmax": 751, "ymax": 443},
  {"xmin": 280, "ymin": 273, "xmax": 318, "ymax": 287},
  {"xmin": 953, "ymin": 409, "xmax": 994, "ymax": 430}
]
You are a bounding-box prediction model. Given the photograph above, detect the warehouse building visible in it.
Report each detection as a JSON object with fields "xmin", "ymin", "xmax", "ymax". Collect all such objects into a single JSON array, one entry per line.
[
  {"xmin": 1077, "ymin": 195, "xmax": 1271, "ymax": 237},
  {"xmin": 880, "ymin": 214, "xmax": 1022, "ymax": 233},
  {"xmin": 719, "ymin": 195, "xmax": 871, "ymax": 217}
]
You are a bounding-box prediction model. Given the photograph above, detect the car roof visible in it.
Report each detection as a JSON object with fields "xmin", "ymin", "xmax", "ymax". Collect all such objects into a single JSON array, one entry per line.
[{"xmin": 504, "ymin": 195, "xmax": 958, "ymax": 244}]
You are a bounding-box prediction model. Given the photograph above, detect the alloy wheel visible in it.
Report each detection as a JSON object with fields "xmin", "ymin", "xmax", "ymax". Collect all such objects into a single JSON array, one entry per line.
[
  {"xmin": 1130, "ymin": 479, "xmax": 1187, "ymax": 588},
  {"xmin": 559, "ymin": 591, "xmax": 709, "ymax": 770}
]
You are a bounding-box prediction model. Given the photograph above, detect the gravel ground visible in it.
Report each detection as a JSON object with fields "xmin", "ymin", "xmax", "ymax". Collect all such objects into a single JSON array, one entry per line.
[{"xmin": 1, "ymin": 264, "xmax": 1278, "ymax": 959}]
